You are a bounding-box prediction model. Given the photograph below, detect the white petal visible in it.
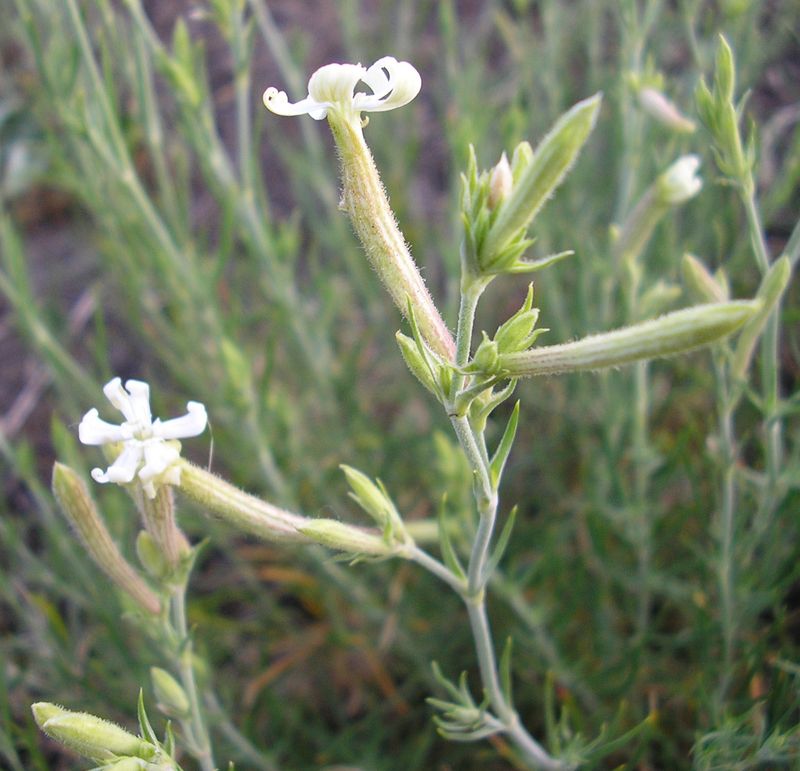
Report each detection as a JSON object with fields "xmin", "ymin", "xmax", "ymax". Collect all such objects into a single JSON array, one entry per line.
[
  {"xmin": 153, "ymin": 401, "xmax": 207, "ymax": 440},
  {"xmin": 124, "ymin": 379, "xmax": 152, "ymax": 425},
  {"xmin": 101, "ymin": 444, "xmax": 143, "ymax": 484},
  {"xmin": 91, "ymin": 467, "xmax": 110, "ymax": 484},
  {"xmin": 308, "ymin": 62, "xmax": 366, "ymax": 106},
  {"xmin": 102, "ymin": 377, "xmax": 134, "ymax": 420},
  {"xmin": 78, "ymin": 409, "xmax": 128, "ymax": 445},
  {"xmin": 139, "ymin": 442, "xmax": 180, "ymax": 485},
  {"xmin": 661, "ymin": 154, "xmax": 702, "ymax": 203},
  {"xmin": 263, "ymin": 87, "xmax": 329, "ymax": 120},
  {"xmin": 360, "ymin": 58, "xmax": 394, "ymax": 99},
  {"xmin": 354, "ymin": 57, "xmax": 421, "ymax": 113}
]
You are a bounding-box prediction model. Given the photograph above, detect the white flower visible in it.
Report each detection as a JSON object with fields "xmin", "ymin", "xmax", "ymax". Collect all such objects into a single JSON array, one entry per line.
[
  {"xmin": 658, "ymin": 154, "xmax": 703, "ymax": 205},
  {"xmin": 79, "ymin": 378, "xmax": 207, "ymax": 498},
  {"xmin": 263, "ymin": 56, "xmax": 421, "ymax": 123}
]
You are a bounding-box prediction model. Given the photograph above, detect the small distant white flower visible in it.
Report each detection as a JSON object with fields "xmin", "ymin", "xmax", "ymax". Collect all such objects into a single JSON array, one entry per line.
[
  {"xmin": 263, "ymin": 56, "xmax": 421, "ymax": 124},
  {"xmin": 79, "ymin": 378, "xmax": 207, "ymax": 498},
  {"xmin": 659, "ymin": 154, "xmax": 703, "ymax": 205}
]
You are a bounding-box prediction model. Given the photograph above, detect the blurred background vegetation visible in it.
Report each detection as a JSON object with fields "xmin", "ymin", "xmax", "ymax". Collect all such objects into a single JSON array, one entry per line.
[{"xmin": 0, "ymin": 0, "xmax": 798, "ymax": 768}]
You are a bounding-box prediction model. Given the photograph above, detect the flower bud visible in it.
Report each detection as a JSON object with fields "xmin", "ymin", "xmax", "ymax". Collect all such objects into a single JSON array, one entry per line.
[
  {"xmin": 396, "ymin": 331, "xmax": 440, "ymax": 397},
  {"xmin": 482, "ymin": 94, "xmax": 601, "ymax": 261},
  {"xmin": 151, "ymin": 668, "xmax": 190, "ymax": 718},
  {"xmin": 682, "ymin": 254, "xmax": 728, "ymax": 304},
  {"xmin": 638, "ymin": 87, "xmax": 696, "ymax": 134},
  {"xmin": 298, "ymin": 519, "xmax": 401, "ymax": 556},
  {"xmin": 340, "ymin": 465, "xmax": 404, "ymax": 534},
  {"xmin": 494, "ymin": 284, "xmax": 543, "ymax": 353},
  {"xmin": 32, "ymin": 703, "xmax": 154, "ymax": 763},
  {"xmin": 135, "ymin": 530, "xmax": 169, "ymax": 580},
  {"xmin": 732, "ymin": 256, "xmax": 790, "ymax": 380},
  {"xmin": 100, "ymin": 758, "xmax": 149, "ymax": 770},
  {"xmin": 470, "ymin": 334, "xmax": 500, "ymax": 375},
  {"xmin": 499, "ymin": 301, "xmax": 759, "ymax": 377},
  {"xmin": 52, "ymin": 463, "xmax": 161, "ymax": 615},
  {"xmin": 487, "ymin": 153, "xmax": 513, "ymax": 210},
  {"xmin": 510, "ymin": 141, "xmax": 533, "ymax": 183}
]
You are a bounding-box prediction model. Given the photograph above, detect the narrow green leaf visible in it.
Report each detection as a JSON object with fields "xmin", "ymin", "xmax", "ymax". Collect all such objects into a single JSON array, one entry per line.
[
  {"xmin": 136, "ymin": 690, "xmax": 157, "ymax": 747},
  {"xmin": 437, "ymin": 496, "xmax": 465, "ymax": 581},
  {"xmin": 484, "ymin": 506, "xmax": 518, "ymax": 581},
  {"xmin": 490, "ymin": 401, "xmax": 520, "ymax": 487}
]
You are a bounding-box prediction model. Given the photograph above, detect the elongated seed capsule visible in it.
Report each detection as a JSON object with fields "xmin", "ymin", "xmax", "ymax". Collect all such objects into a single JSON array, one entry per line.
[
  {"xmin": 52, "ymin": 463, "xmax": 161, "ymax": 615},
  {"xmin": 498, "ymin": 301, "xmax": 759, "ymax": 377}
]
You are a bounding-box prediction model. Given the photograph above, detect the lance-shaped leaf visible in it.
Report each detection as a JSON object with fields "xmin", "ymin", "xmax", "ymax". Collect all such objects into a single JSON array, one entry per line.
[
  {"xmin": 483, "ymin": 506, "xmax": 518, "ymax": 583},
  {"xmin": 489, "ymin": 402, "xmax": 520, "ymax": 488}
]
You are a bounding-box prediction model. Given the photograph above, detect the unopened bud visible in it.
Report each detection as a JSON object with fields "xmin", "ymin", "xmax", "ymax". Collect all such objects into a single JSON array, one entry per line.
[
  {"xmin": 32, "ymin": 703, "xmax": 154, "ymax": 763},
  {"xmin": 638, "ymin": 88, "xmax": 696, "ymax": 133},
  {"xmin": 101, "ymin": 758, "xmax": 149, "ymax": 770},
  {"xmin": 494, "ymin": 284, "xmax": 542, "ymax": 353},
  {"xmin": 510, "ymin": 141, "xmax": 533, "ymax": 183},
  {"xmin": 298, "ymin": 519, "xmax": 400, "ymax": 556},
  {"xmin": 151, "ymin": 668, "xmax": 190, "ymax": 718},
  {"xmin": 52, "ymin": 464, "xmax": 161, "ymax": 615},
  {"xmin": 488, "ymin": 153, "xmax": 513, "ymax": 209},
  {"xmin": 340, "ymin": 465, "xmax": 404, "ymax": 533},
  {"xmin": 396, "ymin": 331, "xmax": 440, "ymax": 397},
  {"xmin": 732, "ymin": 256, "xmax": 791, "ymax": 380},
  {"xmin": 470, "ymin": 334, "xmax": 500, "ymax": 375},
  {"xmin": 637, "ymin": 280, "xmax": 683, "ymax": 319},
  {"xmin": 682, "ymin": 254, "xmax": 728, "ymax": 303},
  {"xmin": 482, "ymin": 94, "xmax": 602, "ymax": 261},
  {"xmin": 135, "ymin": 530, "xmax": 169, "ymax": 580}
]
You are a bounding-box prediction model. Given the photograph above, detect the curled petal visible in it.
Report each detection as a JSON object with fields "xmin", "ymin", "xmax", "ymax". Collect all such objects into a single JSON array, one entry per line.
[
  {"xmin": 92, "ymin": 444, "xmax": 142, "ymax": 485},
  {"xmin": 263, "ymin": 87, "xmax": 329, "ymax": 120},
  {"xmin": 355, "ymin": 57, "xmax": 421, "ymax": 113},
  {"xmin": 153, "ymin": 402, "xmax": 208, "ymax": 440},
  {"xmin": 102, "ymin": 377, "xmax": 131, "ymax": 418},
  {"xmin": 78, "ymin": 409, "xmax": 129, "ymax": 445},
  {"xmin": 124, "ymin": 379, "xmax": 152, "ymax": 425}
]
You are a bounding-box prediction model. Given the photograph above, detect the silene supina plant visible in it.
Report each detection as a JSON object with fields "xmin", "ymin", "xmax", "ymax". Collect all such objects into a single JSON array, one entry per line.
[{"xmin": 34, "ymin": 48, "xmax": 773, "ymax": 771}]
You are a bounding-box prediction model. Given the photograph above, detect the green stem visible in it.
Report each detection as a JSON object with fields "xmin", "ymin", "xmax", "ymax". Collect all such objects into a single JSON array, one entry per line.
[
  {"xmin": 741, "ymin": 191, "xmax": 782, "ymax": 497},
  {"xmin": 409, "ymin": 545, "xmax": 466, "ymax": 594},
  {"xmin": 455, "ymin": 275, "xmax": 489, "ymax": 369},
  {"xmin": 632, "ymin": 360, "xmax": 652, "ymax": 644},
  {"xmin": 465, "ymin": 598, "xmax": 569, "ymax": 771},
  {"xmin": 713, "ymin": 357, "xmax": 737, "ymax": 710},
  {"xmin": 170, "ymin": 583, "xmax": 215, "ymax": 771}
]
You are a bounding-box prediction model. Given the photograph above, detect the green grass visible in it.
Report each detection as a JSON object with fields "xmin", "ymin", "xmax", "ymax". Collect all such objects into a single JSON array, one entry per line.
[{"xmin": 1, "ymin": 0, "xmax": 799, "ymax": 768}]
